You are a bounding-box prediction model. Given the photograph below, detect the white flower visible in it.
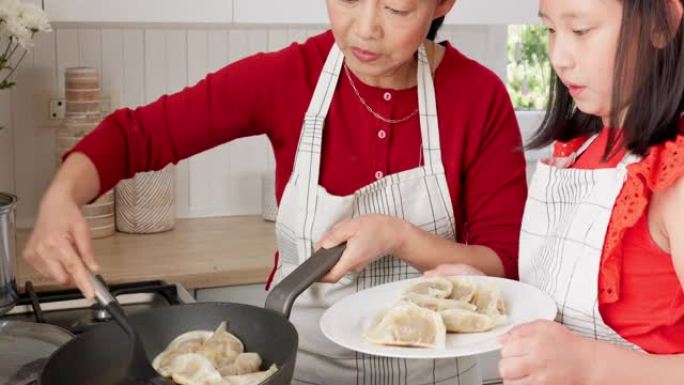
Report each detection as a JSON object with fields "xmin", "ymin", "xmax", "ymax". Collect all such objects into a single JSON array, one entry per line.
[
  {"xmin": 18, "ymin": 3, "xmax": 51, "ymax": 32},
  {"xmin": 0, "ymin": 0, "xmax": 51, "ymax": 48},
  {"xmin": 0, "ymin": 0, "xmax": 20, "ymax": 37},
  {"xmin": 0, "ymin": 0, "xmax": 21, "ymax": 24},
  {"xmin": 5, "ymin": 19, "xmax": 30, "ymax": 47},
  {"xmin": 0, "ymin": 0, "xmax": 52, "ymax": 90}
]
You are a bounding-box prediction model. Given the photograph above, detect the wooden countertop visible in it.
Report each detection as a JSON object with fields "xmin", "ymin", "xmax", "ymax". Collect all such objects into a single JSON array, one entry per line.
[{"xmin": 17, "ymin": 216, "xmax": 276, "ymax": 292}]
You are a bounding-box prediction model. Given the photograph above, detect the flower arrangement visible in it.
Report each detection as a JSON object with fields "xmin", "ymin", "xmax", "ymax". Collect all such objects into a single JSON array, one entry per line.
[{"xmin": 0, "ymin": 0, "xmax": 51, "ymax": 90}]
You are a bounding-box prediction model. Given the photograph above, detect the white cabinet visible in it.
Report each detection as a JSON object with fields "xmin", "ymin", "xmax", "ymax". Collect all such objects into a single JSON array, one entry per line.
[
  {"xmin": 43, "ymin": 0, "xmax": 538, "ymax": 25},
  {"xmin": 44, "ymin": 0, "xmax": 233, "ymax": 24},
  {"xmin": 448, "ymin": 0, "xmax": 539, "ymax": 25},
  {"xmin": 196, "ymin": 284, "xmax": 269, "ymax": 308},
  {"xmin": 234, "ymin": 0, "xmax": 539, "ymax": 25},
  {"xmin": 517, "ymin": 111, "xmax": 551, "ymax": 184},
  {"xmin": 233, "ymin": 0, "xmax": 328, "ymax": 25}
]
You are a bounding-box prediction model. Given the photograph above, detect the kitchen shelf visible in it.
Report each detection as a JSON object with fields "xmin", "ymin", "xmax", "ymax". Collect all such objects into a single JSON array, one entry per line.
[
  {"xmin": 234, "ymin": 0, "xmax": 539, "ymax": 25},
  {"xmin": 17, "ymin": 215, "xmax": 276, "ymax": 292},
  {"xmin": 44, "ymin": 0, "xmax": 233, "ymax": 25},
  {"xmin": 44, "ymin": 0, "xmax": 539, "ymax": 26}
]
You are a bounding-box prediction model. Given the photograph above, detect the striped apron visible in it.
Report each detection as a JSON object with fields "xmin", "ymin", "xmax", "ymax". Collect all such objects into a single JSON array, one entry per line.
[
  {"xmin": 519, "ymin": 134, "xmax": 644, "ymax": 350},
  {"xmin": 272, "ymin": 43, "xmax": 482, "ymax": 385}
]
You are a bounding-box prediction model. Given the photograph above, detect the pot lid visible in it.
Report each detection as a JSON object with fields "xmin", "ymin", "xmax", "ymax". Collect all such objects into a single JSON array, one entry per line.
[{"xmin": 0, "ymin": 320, "xmax": 73, "ymax": 385}]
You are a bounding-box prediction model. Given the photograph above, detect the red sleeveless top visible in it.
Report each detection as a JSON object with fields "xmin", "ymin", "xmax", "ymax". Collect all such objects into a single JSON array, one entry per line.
[{"xmin": 554, "ymin": 124, "xmax": 684, "ymax": 354}]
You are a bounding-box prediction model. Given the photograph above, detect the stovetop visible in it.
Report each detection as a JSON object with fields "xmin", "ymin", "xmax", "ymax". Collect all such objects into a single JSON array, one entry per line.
[
  {"xmin": 0, "ymin": 279, "xmax": 195, "ymax": 385},
  {"xmin": 4, "ymin": 279, "xmax": 195, "ymax": 334}
]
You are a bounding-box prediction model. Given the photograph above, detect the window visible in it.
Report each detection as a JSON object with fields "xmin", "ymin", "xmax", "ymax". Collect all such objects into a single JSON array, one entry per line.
[{"xmin": 506, "ymin": 25, "xmax": 550, "ymax": 111}]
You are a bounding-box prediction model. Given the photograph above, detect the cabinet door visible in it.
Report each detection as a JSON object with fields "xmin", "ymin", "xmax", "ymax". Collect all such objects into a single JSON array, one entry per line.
[
  {"xmin": 233, "ymin": 0, "xmax": 328, "ymax": 24},
  {"xmin": 196, "ymin": 284, "xmax": 269, "ymax": 308},
  {"xmin": 447, "ymin": 0, "xmax": 539, "ymax": 25},
  {"xmin": 44, "ymin": 0, "xmax": 233, "ymax": 24},
  {"xmin": 233, "ymin": 0, "xmax": 539, "ymax": 25}
]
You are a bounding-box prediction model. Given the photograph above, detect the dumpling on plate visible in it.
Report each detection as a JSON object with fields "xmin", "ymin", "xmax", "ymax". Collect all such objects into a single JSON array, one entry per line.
[
  {"xmin": 152, "ymin": 330, "xmax": 213, "ymax": 377},
  {"xmin": 223, "ymin": 364, "xmax": 278, "ymax": 385},
  {"xmin": 440, "ymin": 307, "xmax": 502, "ymax": 333},
  {"xmin": 471, "ymin": 281, "xmax": 506, "ymax": 317},
  {"xmin": 365, "ymin": 301, "xmax": 446, "ymax": 348},
  {"xmin": 167, "ymin": 353, "xmax": 224, "ymax": 385},
  {"xmin": 218, "ymin": 352, "xmax": 263, "ymax": 377},
  {"xmin": 445, "ymin": 276, "xmax": 478, "ymax": 303},
  {"xmin": 402, "ymin": 292, "xmax": 477, "ymax": 312},
  {"xmin": 402, "ymin": 277, "xmax": 453, "ymax": 299}
]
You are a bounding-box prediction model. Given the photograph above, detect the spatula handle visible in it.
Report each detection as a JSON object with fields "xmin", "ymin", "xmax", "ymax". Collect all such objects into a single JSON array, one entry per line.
[{"xmin": 87, "ymin": 272, "xmax": 116, "ymax": 306}]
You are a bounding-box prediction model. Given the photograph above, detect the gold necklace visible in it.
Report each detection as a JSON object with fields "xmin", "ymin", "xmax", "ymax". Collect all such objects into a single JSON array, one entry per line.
[{"xmin": 343, "ymin": 64, "xmax": 419, "ymax": 125}]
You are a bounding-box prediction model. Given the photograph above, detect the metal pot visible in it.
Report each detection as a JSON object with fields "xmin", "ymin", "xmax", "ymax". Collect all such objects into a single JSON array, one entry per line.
[{"xmin": 0, "ymin": 192, "xmax": 18, "ymax": 316}]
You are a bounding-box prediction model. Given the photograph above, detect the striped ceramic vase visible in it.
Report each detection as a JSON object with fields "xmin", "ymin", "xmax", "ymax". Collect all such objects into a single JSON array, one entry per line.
[{"xmin": 115, "ymin": 166, "xmax": 175, "ymax": 233}]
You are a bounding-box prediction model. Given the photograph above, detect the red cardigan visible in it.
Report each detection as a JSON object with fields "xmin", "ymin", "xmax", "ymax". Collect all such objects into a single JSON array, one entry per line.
[
  {"xmin": 557, "ymin": 123, "xmax": 684, "ymax": 354},
  {"xmin": 70, "ymin": 31, "xmax": 528, "ymax": 279}
]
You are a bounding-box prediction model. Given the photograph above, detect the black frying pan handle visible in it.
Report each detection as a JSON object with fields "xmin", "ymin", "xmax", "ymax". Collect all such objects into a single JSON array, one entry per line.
[{"xmin": 264, "ymin": 243, "xmax": 346, "ymax": 319}]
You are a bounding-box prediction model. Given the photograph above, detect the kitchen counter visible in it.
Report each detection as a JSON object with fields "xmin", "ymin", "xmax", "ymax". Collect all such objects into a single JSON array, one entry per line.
[{"xmin": 16, "ymin": 216, "xmax": 276, "ymax": 292}]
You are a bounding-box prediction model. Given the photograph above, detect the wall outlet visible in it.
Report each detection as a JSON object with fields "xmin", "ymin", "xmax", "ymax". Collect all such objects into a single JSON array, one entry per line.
[
  {"xmin": 49, "ymin": 97, "xmax": 66, "ymax": 120},
  {"xmin": 48, "ymin": 92, "xmax": 119, "ymax": 121}
]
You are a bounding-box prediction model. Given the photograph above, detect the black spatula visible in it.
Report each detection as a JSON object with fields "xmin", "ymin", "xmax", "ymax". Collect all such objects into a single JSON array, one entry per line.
[{"xmin": 88, "ymin": 274, "xmax": 171, "ymax": 385}]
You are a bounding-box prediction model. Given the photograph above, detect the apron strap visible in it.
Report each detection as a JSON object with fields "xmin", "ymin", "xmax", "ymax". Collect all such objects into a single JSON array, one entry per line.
[
  {"xmin": 295, "ymin": 44, "xmax": 345, "ymax": 259},
  {"xmin": 417, "ymin": 45, "xmax": 444, "ymax": 175},
  {"xmin": 292, "ymin": 44, "xmax": 345, "ymax": 183},
  {"xmin": 290, "ymin": 43, "xmax": 446, "ymax": 259},
  {"xmin": 618, "ymin": 153, "xmax": 642, "ymax": 167},
  {"xmin": 573, "ymin": 134, "xmax": 599, "ymax": 158},
  {"xmin": 566, "ymin": 134, "xmax": 642, "ymax": 168},
  {"xmin": 294, "ymin": 43, "xmax": 445, "ymax": 183}
]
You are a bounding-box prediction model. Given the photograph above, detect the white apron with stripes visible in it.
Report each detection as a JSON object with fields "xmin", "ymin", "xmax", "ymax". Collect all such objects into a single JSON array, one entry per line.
[
  {"xmin": 273, "ymin": 44, "xmax": 481, "ymax": 385},
  {"xmin": 519, "ymin": 135, "xmax": 643, "ymax": 350}
]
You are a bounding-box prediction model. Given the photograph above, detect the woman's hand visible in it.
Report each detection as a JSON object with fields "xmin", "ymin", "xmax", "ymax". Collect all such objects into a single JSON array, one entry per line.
[
  {"xmin": 23, "ymin": 187, "xmax": 99, "ymax": 298},
  {"xmin": 316, "ymin": 214, "xmax": 410, "ymax": 283},
  {"xmin": 498, "ymin": 320, "xmax": 596, "ymax": 385},
  {"xmin": 423, "ymin": 263, "xmax": 486, "ymax": 277}
]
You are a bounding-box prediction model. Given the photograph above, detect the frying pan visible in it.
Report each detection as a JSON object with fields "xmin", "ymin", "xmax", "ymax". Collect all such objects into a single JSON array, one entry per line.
[{"xmin": 39, "ymin": 244, "xmax": 346, "ymax": 385}]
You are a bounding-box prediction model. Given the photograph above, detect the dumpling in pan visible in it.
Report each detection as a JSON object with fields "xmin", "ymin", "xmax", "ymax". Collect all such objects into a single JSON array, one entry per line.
[
  {"xmin": 218, "ymin": 352, "xmax": 263, "ymax": 377},
  {"xmin": 440, "ymin": 307, "xmax": 502, "ymax": 333},
  {"xmin": 167, "ymin": 353, "xmax": 224, "ymax": 385},
  {"xmin": 152, "ymin": 330, "xmax": 213, "ymax": 377},
  {"xmin": 402, "ymin": 292, "xmax": 477, "ymax": 312},
  {"xmin": 197, "ymin": 321, "xmax": 245, "ymax": 366},
  {"xmin": 402, "ymin": 277, "xmax": 453, "ymax": 299},
  {"xmin": 223, "ymin": 364, "xmax": 279, "ymax": 385},
  {"xmin": 365, "ymin": 301, "xmax": 446, "ymax": 348},
  {"xmin": 471, "ymin": 282, "xmax": 506, "ymax": 317},
  {"xmin": 445, "ymin": 276, "xmax": 478, "ymax": 303}
]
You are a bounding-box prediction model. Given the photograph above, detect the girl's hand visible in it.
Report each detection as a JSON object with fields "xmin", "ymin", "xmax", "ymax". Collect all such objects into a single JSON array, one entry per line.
[{"xmin": 498, "ymin": 320, "xmax": 596, "ymax": 385}]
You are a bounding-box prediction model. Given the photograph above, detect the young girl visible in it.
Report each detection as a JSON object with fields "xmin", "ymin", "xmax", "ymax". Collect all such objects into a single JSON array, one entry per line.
[{"xmin": 429, "ymin": 0, "xmax": 684, "ymax": 383}]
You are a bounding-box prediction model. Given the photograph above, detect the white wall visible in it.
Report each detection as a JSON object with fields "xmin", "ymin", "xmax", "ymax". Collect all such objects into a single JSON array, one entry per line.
[
  {"xmin": 44, "ymin": 0, "xmax": 539, "ymax": 25},
  {"xmin": 0, "ymin": 24, "xmax": 509, "ymax": 228}
]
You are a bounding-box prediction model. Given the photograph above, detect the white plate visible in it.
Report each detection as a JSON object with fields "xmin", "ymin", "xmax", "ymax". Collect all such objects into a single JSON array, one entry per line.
[{"xmin": 320, "ymin": 276, "xmax": 557, "ymax": 359}]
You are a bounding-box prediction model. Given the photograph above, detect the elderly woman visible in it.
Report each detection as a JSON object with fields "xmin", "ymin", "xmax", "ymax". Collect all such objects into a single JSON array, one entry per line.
[{"xmin": 23, "ymin": 0, "xmax": 527, "ymax": 384}]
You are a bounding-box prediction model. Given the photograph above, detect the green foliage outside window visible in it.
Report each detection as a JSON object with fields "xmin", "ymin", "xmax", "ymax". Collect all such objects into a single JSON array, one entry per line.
[{"xmin": 507, "ymin": 25, "xmax": 550, "ymax": 110}]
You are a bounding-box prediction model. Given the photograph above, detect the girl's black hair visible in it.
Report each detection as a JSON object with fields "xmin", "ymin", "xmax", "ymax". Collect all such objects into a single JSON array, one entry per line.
[
  {"xmin": 427, "ymin": 16, "xmax": 445, "ymax": 41},
  {"xmin": 528, "ymin": 1, "xmax": 684, "ymax": 158}
]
